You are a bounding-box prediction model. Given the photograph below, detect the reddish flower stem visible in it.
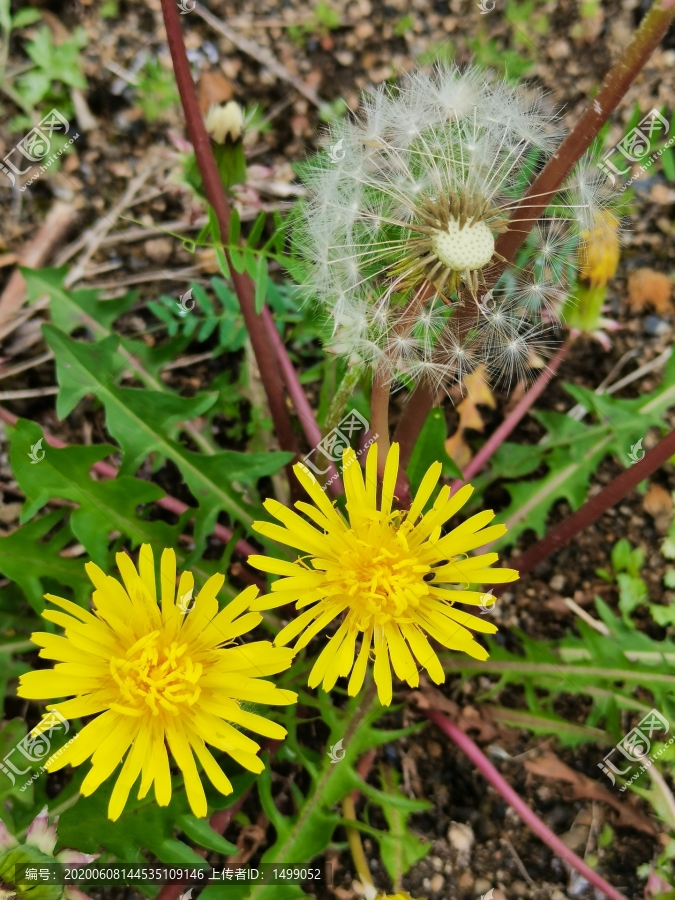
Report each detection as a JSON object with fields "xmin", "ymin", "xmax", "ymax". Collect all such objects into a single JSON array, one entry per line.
[
  {"xmin": 159, "ymin": 0, "xmax": 303, "ymax": 489},
  {"xmin": 0, "ymin": 406, "xmax": 265, "ymax": 588},
  {"xmin": 450, "ymin": 337, "xmax": 572, "ymax": 492},
  {"xmin": 393, "ymin": 379, "xmax": 437, "ymax": 471},
  {"xmin": 393, "ymin": 0, "xmax": 675, "ymax": 467},
  {"xmin": 496, "ymin": 421, "xmax": 675, "ymax": 589},
  {"xmin": 262, "ymin": 307, "xmax": 344, "ymax": 496},
  {"xmin": 426, "ymin": 710, "xmax": 629, "ymax": 900}
]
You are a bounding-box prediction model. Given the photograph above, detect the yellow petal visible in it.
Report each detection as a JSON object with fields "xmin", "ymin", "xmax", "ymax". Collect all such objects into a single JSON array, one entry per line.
[
  {"xmin": 401, "ymin": 460, "xmax": 442, "ymax": 534},
  {"xmin": 138, "ymin": 544, "xmax": 156, "ymax": 605},
  {"xmin": 160, "ymin": 547, "xmax": 177, "ymax": 616},
  {"xmin": 400, "ymin": 624, "xmax": 445, "ymax": 684},
  {"xmin": 373, "ymin": 625, "xmax": 392, "ymax": 706},
  {"xmin": 191, "ymin": 736, "xmax": 233, "ymax": 797},
  {"xmin": 165, "ymin": 720, "xmax": 207, "ymax": 818},
  {"xmin": 384, "ymin": 622, "xmax": 419, "ymax": 687},
  {"xmin": 108, "ymin": 725, "xmax": 151, "ymax": 821},
  {"xmin": 308, "ymin": 622, "xmax": 348, "ymax": 690},
  {"xmin": 348, "ymin": 627, "xmax": 372, "ymax": 696}
]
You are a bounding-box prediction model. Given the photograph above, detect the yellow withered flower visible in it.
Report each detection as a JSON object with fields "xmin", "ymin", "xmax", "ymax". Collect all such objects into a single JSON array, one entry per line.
[
  {"xmin": 579, "ymin": 209, "xmax": 620, "ymax": 288},
  {"xmin": 18, "ymin": 545, "xmax": 296, "ymax": 821},
  {"xmin": 249, "ymin": 443, "xmax": 518, "ymax": 706}
]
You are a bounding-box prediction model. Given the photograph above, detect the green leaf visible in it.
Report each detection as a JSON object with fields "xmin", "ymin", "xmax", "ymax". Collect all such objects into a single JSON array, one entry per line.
[
  {"xmin": 473, "ymin": 355, "xmax": 675, "ymax": 547},
  {"xmin": 254, "ymin": 257, "xmax": 268, "ymax": 315},
  {"xmin": 229, "ymin": 208, "xmax": 241, "ymax": 246},
  {"xmin": 0, "ymin": 0, "xmax": 10, "ymax": 34},
  {"xmin": 177, "ymin": 814, "xmax": 237, "ymax": 855},
  {"xmin": 611, "ymin": 538, "xmax": 633, "ymax": 574},
  {"xmin": 0, "ymin": 719, "xmax": 31, "ymax": 815},
  {"xmin": 22, "ymin": 266, "xmax": 137, "ymax": 335},
  {"xmin": 9, "ymin": 419, "xmax": 182, "ymax": 570},
  {"xmin": 22, "ymin": 265, "xmax": 189, "ymax": 388},
  {"xmin": 236, "ymin": 683, "xmax": 421, "ymax": 900},
  {"xmin": 662, "ymin": 147, "xmax": 675, "ymax": 181},
  {"xmin": 230, "ymin": 248, "xmax": 246, "ymax": 274},
  {"xmin": 11, "ymin": 8, "xmax": 41, "ymax": 27},
  {"xmin": 406, "ymin": 407, "xmax": 462, "ymax": 495},
  {"xmin": 246, "ymin": 211, "xmax": 266, "ymax": 247},
  {"xmin": 0, "ymin": 511, "xmax": 91, "ymax": 611},
  {"xmin": 58, "ymin": 771, "xmax": 251, "ymax": 865},
  {"xmin": 24, "ymin": 26, "xmax": 88, "ymax": 90},
  {"xmin": 374, "ymin": 765, "xmax": 430, "ymax": 885},
  {"xmin": 617, "ymin": 573, "xmax": 649, "ymax": 622},
  {"xmin": 43, "ymin": 326, "xmax": 292, "ymax": 549}
]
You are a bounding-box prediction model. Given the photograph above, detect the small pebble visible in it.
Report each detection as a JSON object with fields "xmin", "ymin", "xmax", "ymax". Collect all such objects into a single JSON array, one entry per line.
[
  {"xmin": 644, "ymin": 314, "xmax": 670, "ymax": 336},
  {"xmin": 144, "ymin": 237, "xmax": 173, "ymax": 265},
  {"xmin": 430, "ymin": 873, "xmax": 445, "ymax": 893},
  {"xmin": 474, "ymin": 876, "xmax": 492, "ymax": 896},
  {"xmin": 447, "ymin": 821, "xmax": 474, "ymax": 865},
  {"xmin": 549, "ymin": 573, "xmax": 566, "ymax": 592}
]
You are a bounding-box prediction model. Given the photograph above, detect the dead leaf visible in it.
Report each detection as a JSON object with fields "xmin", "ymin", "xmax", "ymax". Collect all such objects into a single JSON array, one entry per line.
[
  {"xmin": 644, "ymin": 483, "xmax": 674, "ymax": 535},
  {"xmin": 627, "ymin": 268, "xmax": 673, "ymax": 314},
  {"xmin": 523, "ymin": 751, "xmax": 657, "ymax": 835},
  {"xmin": 445, "ymin": 365, "xmax": 495, "ymax": 468},
  {"xmin": 411, "ymin": 681, "xmax": 507, "ymax": 742},
  {"xmin": 198, "ymin": 71, "xmax": 234, "ymax": 114},
  {"xmin": 227, "ymin": 811, "xmax": 268, "ymax": 865}
]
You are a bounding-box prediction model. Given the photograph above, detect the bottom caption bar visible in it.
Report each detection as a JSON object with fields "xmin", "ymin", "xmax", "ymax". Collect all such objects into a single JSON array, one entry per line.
[{"xmin": 14, "ymin": 865, "xmax": 332, "ymax": 886}]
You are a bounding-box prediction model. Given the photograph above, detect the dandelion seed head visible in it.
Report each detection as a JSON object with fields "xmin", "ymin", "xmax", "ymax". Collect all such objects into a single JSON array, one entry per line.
[
  {"xmin": 293, "ymin": 64, "xmax": 619, "ymax": 393},
  {"xmin": 432, "ymin": 217, "xmax": 496, "ymax": 272}
]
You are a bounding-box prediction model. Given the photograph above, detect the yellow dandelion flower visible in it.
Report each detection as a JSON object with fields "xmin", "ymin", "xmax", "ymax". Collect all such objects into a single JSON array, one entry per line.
[
  {"xmin": 249, "ymin": 442, "xmax": 518, "ymax": 707},
  {"xmin": 579, "ymin": 209, "xmax": 620, "ymax": 288},
  {"xmin": 17, "ymin": 545, "xmax": 296, "ymax": 821}
]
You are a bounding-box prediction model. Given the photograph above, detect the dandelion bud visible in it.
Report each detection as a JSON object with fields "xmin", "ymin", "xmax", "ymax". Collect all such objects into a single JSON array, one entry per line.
[
  {"xmin": 205, "ymin": 100, "xmax": 244, "ymax": 144},
  {"xmin": 562, "ymin": 208, "xmax": 621, "ymax": 340},
  {"xmin": 579, "ymin": 209, "xmax": 620, "ymax": 288}
]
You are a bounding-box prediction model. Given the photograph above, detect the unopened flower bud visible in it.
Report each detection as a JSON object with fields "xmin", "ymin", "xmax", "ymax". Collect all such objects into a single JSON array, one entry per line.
[{"xmin": 205, "ymin": 101, "xmax": 244, "ymax": 144}]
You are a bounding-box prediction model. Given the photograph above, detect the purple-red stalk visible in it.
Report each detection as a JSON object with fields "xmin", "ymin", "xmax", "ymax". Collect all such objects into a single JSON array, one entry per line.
[
  {"xmin": 262, "ymin": 307, "xmax": 344, "ymax": 496},
  {"xmin": 450, "ymin": 338, "xmax": 572, "ymax": 492},
  {"xmin": 495, "ymin": 421, "xmax": 675, "ymax": 588},
  {"xmin": 426, "ymin": 710, "xmax": 628, "ymax": 900},
  {"xmin": 160, "ymin": 0, "xmax": 309, "ymax": 492}
]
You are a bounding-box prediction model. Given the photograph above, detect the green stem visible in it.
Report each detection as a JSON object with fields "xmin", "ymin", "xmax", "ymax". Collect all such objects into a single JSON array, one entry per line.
[
  {"xmin": 440, "ymin": 657, "xmax": 675, "ymax": 683},
  {"xmin": 323, "ymin": 365, "xmax": 364, "ymax": 436},
  {"xmin": 341, "ymin": 794, "xmax": 377, "ymax": 899},
  {"xmin": 247, "ymin": 680, "xmax": 379, "ymax": 900}
]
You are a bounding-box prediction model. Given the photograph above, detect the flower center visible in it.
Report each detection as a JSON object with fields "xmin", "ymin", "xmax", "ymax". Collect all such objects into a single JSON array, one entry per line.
[
  {"xmin": 431, "ymin": 217, "xmax": 495, "ymax": 272},
  {"xmin": 111, "ymin": 634, "xmax": 202, "ymax": 716},
  {"xmin": 335, "ymin": 522, "xmax": 432, "ymax": 629}
]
